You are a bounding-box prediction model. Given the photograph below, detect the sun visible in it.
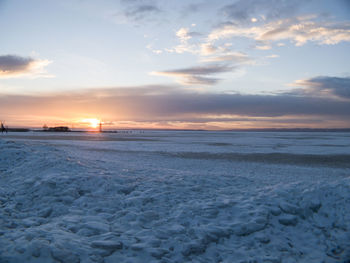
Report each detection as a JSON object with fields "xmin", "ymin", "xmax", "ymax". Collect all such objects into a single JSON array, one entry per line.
[{"xmin": 82, "ymin": 118, "xmax": 100, "ymax": 128}]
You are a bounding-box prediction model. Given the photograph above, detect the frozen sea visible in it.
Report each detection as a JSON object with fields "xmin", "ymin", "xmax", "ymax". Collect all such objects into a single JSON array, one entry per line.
[{"xmin": 0, "ymin": 131, "xmax": 350, "ymax": 263}]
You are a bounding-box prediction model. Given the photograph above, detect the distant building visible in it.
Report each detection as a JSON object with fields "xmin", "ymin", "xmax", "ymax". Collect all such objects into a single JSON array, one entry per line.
[{"xmin": 47, "ymin": 126, "xmax": 70, "ymax": 132}]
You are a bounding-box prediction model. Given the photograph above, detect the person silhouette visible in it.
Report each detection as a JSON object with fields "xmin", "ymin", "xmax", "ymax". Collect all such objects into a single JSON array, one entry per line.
[{"xmin": 1, "ymin": 122, "xmax": 7, "ymax": 133}]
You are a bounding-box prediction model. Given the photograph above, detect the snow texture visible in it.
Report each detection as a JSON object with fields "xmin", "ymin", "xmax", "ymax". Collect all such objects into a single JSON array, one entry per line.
[{"xmin": 0, "ymin": 131, "xmax": 350, "ymax": 262}]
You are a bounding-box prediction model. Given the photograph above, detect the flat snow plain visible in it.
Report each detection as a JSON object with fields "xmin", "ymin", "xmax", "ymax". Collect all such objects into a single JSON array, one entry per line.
[{"xmin": 0, "ymin": 131, "xmax": 350, "ymax": 263}]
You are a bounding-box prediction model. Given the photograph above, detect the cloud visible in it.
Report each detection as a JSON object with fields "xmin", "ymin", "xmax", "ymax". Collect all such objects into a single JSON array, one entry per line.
[
  {"xmin": 152, "ymin": 64, "xmax": 235, "ymax": 85},
  {"xmin": 200, "ymin": 51, "xmax": 253, "ymax": 64},
  {"xmin": 255, "ymin": 44, "xmax": 272, "ymax": 50},
  {"xmin": 0, "ymin": 55, "xmax": 33, "ymax": 72},
  {"xmin": 165, "ymin": 28, "xmax": 254, "ymax": 81},
  {"xmin": 116, "ymin": 0, "xmax": 162, "ymax": 23},
  {"xmin": 1, "ymin": 81, "xmax": 349, "ymax": 128},
  {"xmin": 293, "ymin": 76, "xmax": 350, "ymax": 100},
  {"xmin": 266, "ymin": 54, "xmax": 279, "ymax": 58},
  {"xmin": 208, "ymin": 16, "xmax": 350, "ymax": 46},
  {"xmin": 161, "ymin": 26, "xmax": 255, "ymax": 83},
  {"xmin": 198, "ymin": 43, "xmax": 255, "ymax": 69},
  {"xmin": 181, "ymin": 2, "xmax": 206, "ymax": 16},
  {"xmin": 169, "ymin": 27, "xmax": 202, "ymax": 54},
  {"xmin": 0, "ymin": 55, "xmax": 52, "ymax": 79},
  {"xmin": 160, "ymin": 2, "xmax": 348, "ymax": 88},
  {"xmin": 200, "ymin": 43, "xmax": 217, "ymax": 55},
  {"xmin": 219, "ymin": 0, "xmax": 305, "ymax": 24},
  {"xmin": 124, "ymin": 4, "xmax": 160, "ymax": 21},
  {"xmin": 146, "ymin": 44, "xmax": 163, "ymax": 54},
  {"xmin": 176, "ymin": 27, "xmax": 201, "ymax": 41}
]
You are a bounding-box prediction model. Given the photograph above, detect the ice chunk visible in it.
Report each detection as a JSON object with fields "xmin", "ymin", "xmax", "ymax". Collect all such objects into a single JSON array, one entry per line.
[
  {"xmin": 82, "ymin": 221, "xmax": 109, "ymax": 233},
  {"xmin": 91, "ymin": 240, "xmax": 123, "ymax": 250},
  {"xmin": 279, "ymin": 202, "xmax": 301, "ymax": 215},
  {"xmin": 255, "ymin": 233, "xmax": 270, "ymax": 244},
  {"xmin": 278, "ymin": 215, "xmax": 298, "ymax": 226},
  {"xmin": 232, "ymin": 221, "xmax": 267, "ymax": 236},
  {"xmin": 37, "ymin": 207, "xmax": 52, "ymax": 218},
  {"xmin": 182, "ymin": 241, "xmax": 206, "ymax": 256},
  {"xmin": 139, "ymin": 211, "xmax": 160, "ymax": 223},
  {"xmin": 309, "ymin": 199, "xmax": 322, "ymax": 213},
  {"xmin": 269, "ymin": 207, "xmax": 282, "ymax": 216},
  {"xmin": 51, "ymin": 247, "xmax": 80, "ymax": 263},
  {"xmin": 130, "ymin": 243, "xmax": 145, "ymax": 251},
  {"xmin": 150, "ymin": 248, "xmax": 170, "ymax": 259}
]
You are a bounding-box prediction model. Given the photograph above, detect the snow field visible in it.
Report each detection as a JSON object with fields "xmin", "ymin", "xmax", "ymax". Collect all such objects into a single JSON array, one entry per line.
[{"xmin": 0, "ymin": 133, "xmax": 350, "ymax": 263}]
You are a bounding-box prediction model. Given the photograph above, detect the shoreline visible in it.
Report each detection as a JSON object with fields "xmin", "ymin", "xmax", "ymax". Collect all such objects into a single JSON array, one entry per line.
[{"xmin": 4, "ymin": 128, "xmax": 350, "ymax": 133}]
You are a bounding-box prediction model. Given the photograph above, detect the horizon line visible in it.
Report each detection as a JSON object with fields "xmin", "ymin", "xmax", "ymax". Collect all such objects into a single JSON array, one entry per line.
[{"xmin": 6, "ymin": 127, "xmax": 350, "ymax": 132}]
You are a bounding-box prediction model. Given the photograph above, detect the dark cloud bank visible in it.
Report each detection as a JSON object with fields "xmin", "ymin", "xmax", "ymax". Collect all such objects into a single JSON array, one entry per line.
[
  {"xmin": 1, "ymin": 77, "xmax": 349, "ymax": 126},
  {"xmin": 0, "ymin": 55, "xmax": 34, "ymax": 73},
  {"xmin": 299, "ymin": 76, "xmax": 350, "ymax": 99}
]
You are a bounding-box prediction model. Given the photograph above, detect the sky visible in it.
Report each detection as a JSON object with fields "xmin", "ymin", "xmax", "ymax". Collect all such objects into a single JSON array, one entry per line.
[{"xmin": 0, "ymin": 0, "xmax": 350, "ymax": 130}]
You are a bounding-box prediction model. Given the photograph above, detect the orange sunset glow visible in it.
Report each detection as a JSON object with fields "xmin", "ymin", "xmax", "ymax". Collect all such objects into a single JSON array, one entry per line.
[{"xmin": 81, "ymin": 118, "xmax": 101, "ymax": 129}]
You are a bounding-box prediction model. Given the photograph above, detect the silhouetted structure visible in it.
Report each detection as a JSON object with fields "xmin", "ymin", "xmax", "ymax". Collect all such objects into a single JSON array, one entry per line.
[
  {"xmin": 99, "ymin": 121, "xmax": 102, "ymax": 132},
  {"xmin": 47, "ymin": 126, "xmax": 70, "ymax": 132}
]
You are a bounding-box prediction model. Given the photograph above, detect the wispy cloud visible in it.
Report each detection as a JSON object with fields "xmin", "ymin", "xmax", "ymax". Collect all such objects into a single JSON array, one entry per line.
[
  {"xmin": 219, "ymin": 0, "xmax": 306, "ymax": 24},
  {"xmin": 0, "ymin": 55, "xmax": 52, "ymax": 79},
  {"xmin": 124, "ymin": 4, "xmax": 161, "ymax": 21},
  {"xmin": 208, "ymin": 16, "xmax": 350, "ymax": 46},
  {"xmin": 176, "ymin": 27, "xmax": 201, "ymax": 41},
  {"xmin": 200, "ymin": 43, "xmax": 217, "ymax": 55},
  {"xmin": 157, "ymin": 2, "xmax": 349, "ymax": 88},
  {"xmin": 152, "ymin": 64, "xmax": 234, "ymax": 85},
  {"xmin": 265, "ymin": 54, "xmax": 279, "ymax": 58},
  {"xmin": 255, "ymin": 44, "xmax": 272, "ymax": 50},
  {"xmin": 200, "ymin": 51, "xmax": 253, "ymax": 64},
  {"xmin": 117, "ymin": 0, "xmax": 162, "ymax": 23},
  {"xmin": 167, "ymin": 27, "xmax": 202, "ymax": 54},
  {"xmin": 162, "ymin": 27, "xmax": 254, "ymax": 84}
]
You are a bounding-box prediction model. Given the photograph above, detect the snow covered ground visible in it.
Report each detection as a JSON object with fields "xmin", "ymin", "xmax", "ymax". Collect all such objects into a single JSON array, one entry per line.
[{"xmin": 0, "ymin": 131, "xmax": 350, "ymax": 263}]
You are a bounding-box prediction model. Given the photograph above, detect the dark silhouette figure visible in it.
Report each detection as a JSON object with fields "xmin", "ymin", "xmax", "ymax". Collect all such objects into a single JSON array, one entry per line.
[{"xmin": 1, "ymin": 122, "xmax": 7, "ymax": 133}]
